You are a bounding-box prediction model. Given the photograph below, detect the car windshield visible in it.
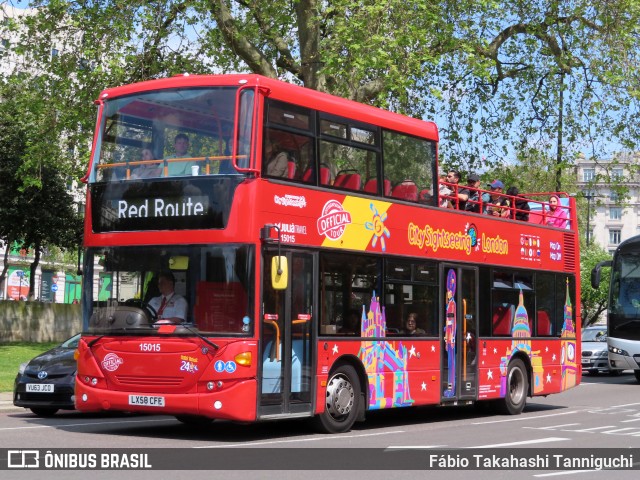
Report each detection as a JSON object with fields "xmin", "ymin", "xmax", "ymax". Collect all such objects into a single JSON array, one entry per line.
[
  {"xmin": 582, "ymin": 328, "xmax": 607, "ymax": 342},
  {"xmin": 60, "ymin": 334, "xmax": 81, "ymax": 349}
]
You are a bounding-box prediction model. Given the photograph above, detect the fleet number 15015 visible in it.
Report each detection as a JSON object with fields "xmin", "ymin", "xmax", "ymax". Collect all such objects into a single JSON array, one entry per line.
[{"xmin": 139, "ymin": 343, "xmax": 161, "ymax": 352}]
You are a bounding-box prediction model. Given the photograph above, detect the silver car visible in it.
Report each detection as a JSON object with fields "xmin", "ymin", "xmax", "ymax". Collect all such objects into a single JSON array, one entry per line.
[{"xmin": 581, "ymin": 326, "xmax": 618, "ymax": 375}]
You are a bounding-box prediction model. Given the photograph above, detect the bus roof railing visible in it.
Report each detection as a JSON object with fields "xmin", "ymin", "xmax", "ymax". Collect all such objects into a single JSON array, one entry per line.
[{"xmin": 440, "ymin": 182, "xmax": 573, "ymax": 229}]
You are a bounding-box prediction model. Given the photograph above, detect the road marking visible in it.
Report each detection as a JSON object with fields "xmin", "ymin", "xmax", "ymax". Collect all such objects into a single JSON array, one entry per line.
[
  {"xmin": 523, "ymin": 423, "xmax": 580, "ymax": 430},
  {"xmin": 566, "ymin": 425, "xmax": 615, "ymax": 432},
  {"xmin": 621, "ymin": 417, "xmax": 640, "ymax": 423},
  {"xmin": 534, "ymin": 470, "xmax": 595, "ymax": 477},
  {"xmin": 610, "ymin": 402, "xmax": 640, "ymax": 408},
  {"xmin": 0, "ymin": 418, "xmax": 173, "ymax": 431},
  {"xmin": 602, "ymin": 427, "xmax": 640, "ymax": 434},
  {"xmin": 472, "ymin": 410, "xmax": 579, "ymax": 425},
  {"xmin": 194, "ymin": 430, "xmax": 406, "ymax": 448},
  {"xmin": 386, "ymin": 446, "xmax": 445, "ymax": 450},
  {"xmin": 466, "ymin": 437, "xmax": 568, "ymax": 448}
]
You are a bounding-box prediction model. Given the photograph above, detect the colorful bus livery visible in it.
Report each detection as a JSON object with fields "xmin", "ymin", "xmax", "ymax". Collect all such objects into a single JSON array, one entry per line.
[{"xmin": 76, "ymin": 74, "xmax": 580, "ymax": 433}]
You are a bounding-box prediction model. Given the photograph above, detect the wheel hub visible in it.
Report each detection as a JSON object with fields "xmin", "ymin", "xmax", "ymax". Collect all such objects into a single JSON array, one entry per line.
[{"xmin": 326, "ymin": 374, "xmax": 354, "ymax": 416}]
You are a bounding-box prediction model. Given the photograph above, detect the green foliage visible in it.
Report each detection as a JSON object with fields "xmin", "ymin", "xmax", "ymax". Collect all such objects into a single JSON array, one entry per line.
[
  {"xmin": 580, "ymin": 239, "xmax": 612, "ymax": 326},
  {"xmin": 0, "ymin": 341, "xmax": 58, "ymax": 392},
  {"xmin": 0, "ymin": 79, "xmax": 83, "ymax": 295},
  {"xmin": 5, "ymin": 0, "xmax": 640, "ymax": 179}
]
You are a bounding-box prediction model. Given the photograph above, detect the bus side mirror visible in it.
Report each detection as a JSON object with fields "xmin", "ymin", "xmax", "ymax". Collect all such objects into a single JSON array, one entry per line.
[
  {"xmin": 591, "ymin": 260, "xmax": 612, "ymax": 289},
  {"xmin": 271, "ymin": 256, "xmax": 288, "ymax": 290}
]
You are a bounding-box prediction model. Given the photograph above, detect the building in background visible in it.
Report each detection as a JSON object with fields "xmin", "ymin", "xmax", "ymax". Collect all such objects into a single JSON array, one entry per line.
[{"xmin": 575, "ymin": 152, "xmax": 640, "ymax": 254}]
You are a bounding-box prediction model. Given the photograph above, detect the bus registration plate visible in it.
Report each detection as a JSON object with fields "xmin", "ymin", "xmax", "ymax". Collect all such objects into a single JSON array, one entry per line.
[
  {"xmin": 128, "ymin": 395, "xmax": 165, "ymax": 407},
  {"xmin": 26, "ymin": 384, "xmax": 54, "ymax": 393}
]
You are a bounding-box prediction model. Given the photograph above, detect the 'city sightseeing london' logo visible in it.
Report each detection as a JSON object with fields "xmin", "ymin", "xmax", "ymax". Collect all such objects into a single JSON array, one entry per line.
[
  {"xmin": 317, "ymin": 200, "xmax": 352, "ymax": 241},
  {"xmin": 101, "ymin": 353, "xmax": 124, "ymax": 372}
]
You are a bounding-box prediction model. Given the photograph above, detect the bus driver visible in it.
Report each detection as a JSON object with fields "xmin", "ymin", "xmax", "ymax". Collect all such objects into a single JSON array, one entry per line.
[{"xmin": 148, "ymin": 272, "xmax": 188, "ymax": 323}]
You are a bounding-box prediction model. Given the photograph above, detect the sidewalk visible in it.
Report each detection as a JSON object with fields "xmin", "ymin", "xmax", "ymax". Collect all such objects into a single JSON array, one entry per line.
[{"xmin": 0, "ymin": 391, "xmax": 20, "ymax": 412}]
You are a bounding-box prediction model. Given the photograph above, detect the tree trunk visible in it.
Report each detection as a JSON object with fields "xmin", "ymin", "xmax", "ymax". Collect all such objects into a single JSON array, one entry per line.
[
  {"xmin": 0, "ymin": 238, "xmax": 12, "ymax": 290},
  {"xmin": 28, "ymin": 242, "xmax": 41, "ymax": 300}
]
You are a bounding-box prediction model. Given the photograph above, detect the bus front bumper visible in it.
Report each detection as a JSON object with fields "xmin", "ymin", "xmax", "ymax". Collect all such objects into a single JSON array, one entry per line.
[{"xmin": 75, "ymin": 379, "xmax": 257, "ymax": 422}]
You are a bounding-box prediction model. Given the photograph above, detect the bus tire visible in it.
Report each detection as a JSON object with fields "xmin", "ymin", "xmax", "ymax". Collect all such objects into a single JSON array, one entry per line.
[
  {"xmin": 634, "ymin": 370, "xmax": 640, "ymax": 383},
  {"xmin": 497, "ymin": 358, "xmax": 528, "ymax": 415},
  {"xmin": 314, "ymin": 364, "xmax": 361, "ymax": 433}
]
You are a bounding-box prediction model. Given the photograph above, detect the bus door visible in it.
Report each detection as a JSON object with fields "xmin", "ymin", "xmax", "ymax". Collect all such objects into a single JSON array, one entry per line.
[
  {"xmin": 441, "ymin": 265, "xmax": 478, "ymax": 402},
  {"xmin": 259, "ymin": 250, "xmax": 314, "ymax": 417}
]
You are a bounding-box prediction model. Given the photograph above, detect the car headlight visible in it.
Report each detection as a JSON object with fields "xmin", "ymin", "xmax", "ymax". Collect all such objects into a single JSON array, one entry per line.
[
  {"xmin": 597, "ymin": 351, "xmax": 609, "ymax": 357},
  {"xmin": 609, "ymin": 345, "xmax": 629, "ymax": 356},
  {"xmin": 18, "ymin": 362, "xmax": 28, "ymax": 375}
]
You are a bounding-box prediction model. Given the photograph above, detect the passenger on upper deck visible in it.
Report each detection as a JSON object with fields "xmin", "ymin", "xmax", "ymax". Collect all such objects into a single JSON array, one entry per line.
[
  {"xmin": 148, "ymin": 272, "xmax": 188, "ymax": 324},
  {"xmin": 445, "ymin": 170, "xmax": 469, "ymax": 209},
  {"xmin": 545, "ymin": 195, "xmax": 568, "ymax": 228},
  {"xmin": 484, "ymin": 180, "xmax": 510, "ymax": 218},
  {"xmin": 131, "ymin": 146, "xmax": 161, "ymax": 179},
  {"xmin": 264, "ymin": 138, "xmax": 289, "ymax": 177},
  {"xmin": 459, "ymin": 173, "xmax": 480, "ymax": 212},
  {"xmin": 506, "ymin": 186, "xmax": 530, "ymax": 221},
  {"xmin": 167, "ymin": 133, "xmax": 195, "ymax": 176},
  {"xmin": 438, "ymin": 169, "xmax": 452, "ymax": 208}
]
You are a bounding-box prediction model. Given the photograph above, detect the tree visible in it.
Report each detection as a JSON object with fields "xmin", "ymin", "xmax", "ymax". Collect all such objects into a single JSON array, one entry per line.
[
  {"xmin": 0, "ymin": 77, "xmax": 83, "ymax": 298},
  {"xmin": 10, "ymin": 1, "xmax": 639, "ymax": 182},
  {"xmin": 580, "ymin": 239, "xmax": 611, "ymax": 326}
]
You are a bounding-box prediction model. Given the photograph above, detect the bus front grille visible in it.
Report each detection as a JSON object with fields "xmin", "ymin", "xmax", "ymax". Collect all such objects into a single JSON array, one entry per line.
[{"xmin": 115, "ymin": 375, "xmax": 183, "ymax": 386}]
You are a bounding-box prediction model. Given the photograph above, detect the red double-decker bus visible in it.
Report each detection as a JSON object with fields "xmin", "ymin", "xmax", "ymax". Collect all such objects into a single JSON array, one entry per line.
[{"xmin": 75, "ymin": 74, "xmax": 581, "ymax": 433}]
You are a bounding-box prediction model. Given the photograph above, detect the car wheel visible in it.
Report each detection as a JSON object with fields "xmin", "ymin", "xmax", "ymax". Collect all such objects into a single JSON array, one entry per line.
[
  {"xmin": 634, "ymin": 370, "xmax": 640, "ymax": 383},
  {"xmin": 29, "ymin": 407, "xmax": 59, "ymax": 417}
]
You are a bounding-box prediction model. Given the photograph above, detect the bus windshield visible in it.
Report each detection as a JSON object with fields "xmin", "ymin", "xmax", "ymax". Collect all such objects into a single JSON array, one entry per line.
[
  {"xmin": 91, "ymin": 86, "xmax": 252, "ymax": 182},
  {"xmin": 610, "ymin": 251, "xmax": 640, "ymax": 340},
  {"xmin": 83, "ymin": 245, "xmax": 254, "ymax": 336}
]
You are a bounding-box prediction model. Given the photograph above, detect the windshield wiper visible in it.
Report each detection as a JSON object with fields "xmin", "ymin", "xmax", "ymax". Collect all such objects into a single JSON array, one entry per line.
[{"xmin": 178, "ymin": 323, "xmax": 220, "ymax": 350}]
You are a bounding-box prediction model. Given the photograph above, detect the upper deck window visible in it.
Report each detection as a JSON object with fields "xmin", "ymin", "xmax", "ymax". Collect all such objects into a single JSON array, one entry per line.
[
  {"xmin": 92, "ymin": 87, "xmax": 250, "ymax": 182},
  {"xmin": 267, "ymin": 101, "xmax": 311, "ymax": 131}
]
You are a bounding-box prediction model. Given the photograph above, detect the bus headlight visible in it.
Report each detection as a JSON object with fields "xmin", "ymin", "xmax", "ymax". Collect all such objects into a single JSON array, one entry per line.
[{"xmin": 609, "ymin": 346, "xmax": 629, "ymax": 356}]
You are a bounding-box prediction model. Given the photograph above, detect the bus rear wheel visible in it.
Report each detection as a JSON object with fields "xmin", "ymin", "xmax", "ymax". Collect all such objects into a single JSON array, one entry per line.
[
  {"xmin": 497, "ymin": 358, "xmax": 528, "ymax": 415},
  {"xmin": 314, "ymin": 364, "xmax": 361, "ymax": 434}
]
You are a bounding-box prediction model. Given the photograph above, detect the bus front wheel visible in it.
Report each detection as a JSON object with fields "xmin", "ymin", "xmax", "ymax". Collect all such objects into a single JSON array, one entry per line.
[
  {"xmin": 497, "ymin": 358, "xmax": 528, "ymax": 415},
  {"xmin": 315, "ymin": 364, "xmax": 361, "ymax": 434}
]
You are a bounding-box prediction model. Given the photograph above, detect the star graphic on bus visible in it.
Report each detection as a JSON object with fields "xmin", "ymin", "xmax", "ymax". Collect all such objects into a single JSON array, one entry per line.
[{"xmin": 364, "ymin": 203, "xmax": 390, "ymax": 251}]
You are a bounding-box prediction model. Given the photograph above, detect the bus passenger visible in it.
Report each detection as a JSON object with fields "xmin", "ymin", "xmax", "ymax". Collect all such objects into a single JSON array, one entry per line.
[
  {"xmin": 445, "ymin": 170, "xmax": 467, "ymax": 209},
  {"xmin": 459, "ymin": 173, "xmax": 480, "ymax": 212},
  {"xmin": 148, "ymin": 272, "xmax": 188, "ymax": 324},
  {"xmin": 439, "ymin": 169, "xmax": 452, "ymax": 207},
  {"xmin": 402, "ymin": 313, "xmax": 425, "ymax": 336},
  {"xmin": 167, "ymin": 133, "xmax": 195, "ymax": 176},
  {"xmin": 506, "ymin": 186, "xmax": 530, "ymax": 221},
  {"xmin": 545, "ymin": 195, "xmax": 568, "ymax": 228},
  {"xmin": 484, "ymin": 180, "xmax": 510, "ymax": 218},
  {"xmin": 131, "ymin": 147, "xmax": 161, "ymax": 179},
  {"xmin": 264, "ymin": 139, "xmax": 289, "ymax": 177}
]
